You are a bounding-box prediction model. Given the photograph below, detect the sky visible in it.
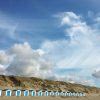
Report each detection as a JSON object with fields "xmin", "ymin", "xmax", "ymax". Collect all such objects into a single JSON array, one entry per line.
[{"xmin": 0, "ymin": 0, "xmax": 100, "ymax": 87}]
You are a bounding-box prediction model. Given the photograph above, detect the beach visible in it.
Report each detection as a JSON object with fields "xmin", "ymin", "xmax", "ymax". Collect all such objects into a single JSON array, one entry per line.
[{"xmin": 0, "ymin": 95, "xmax": 100, "ymax": 100}]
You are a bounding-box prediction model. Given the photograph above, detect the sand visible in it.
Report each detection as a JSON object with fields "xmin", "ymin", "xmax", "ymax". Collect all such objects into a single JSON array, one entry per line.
[{"xmin": 0, "ymin": 95, "xmax": 100, "ymax": 100}]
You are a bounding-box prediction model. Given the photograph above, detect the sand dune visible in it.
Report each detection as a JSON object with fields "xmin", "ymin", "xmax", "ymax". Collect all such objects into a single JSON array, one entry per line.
[
  {"xmin": 0, "ymin": 75, "xmax": 100, "ymax": 100},
  {"xmin": 0, "ymin": 75, "xmax": 100, "ymax": 94}
]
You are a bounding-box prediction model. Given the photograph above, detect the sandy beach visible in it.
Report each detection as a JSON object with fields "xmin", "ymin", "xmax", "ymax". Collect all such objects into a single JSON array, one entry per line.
[{"xmin": 0, "ymin": 95, "xmax": 100, "ymax": 100}]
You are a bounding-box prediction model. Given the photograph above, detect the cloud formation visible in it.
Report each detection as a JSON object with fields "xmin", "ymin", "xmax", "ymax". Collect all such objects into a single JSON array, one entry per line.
[
  {"xmin": 42, "ymin": 12, "xmax": 100, "ymax": 70},
  {"xmin": 5, "ymin": 42, "xmax": 54, "ymax": 78},
  {"xmin": 0, "ymin": 12, "xmax": 100, "ymax": 86},
  {"xmin": 41, "ymin": 12, "xmax": 100, "ymax": 85},
  {"xmin": 0, "ymin": 50, "xmax": 11, "ymax": 65}
]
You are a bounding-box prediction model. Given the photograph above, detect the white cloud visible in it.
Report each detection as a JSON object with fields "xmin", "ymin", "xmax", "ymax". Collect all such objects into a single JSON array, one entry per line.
[
  {"xmin": 6, "ymin": 42, "xmax": 54, "ymax": 78},
  {"xmin": 60, "ymin": 12, "xmax": 82, "ymax": 26},
  {"xmin": 44, "ymin": 12, "xmax": 100, "ymax": 69},
  {"xmin": 41, "ymin": 12, "xmax": 100, "ymax": 86},
  {"xmin": 0, "ymin": 64, "xmax": 6, "ymax": 75},
  {"xmin": 0, "ymin": 50, "xmax": 12, "ymax": 65},
  {"xmin": 0, "ymin": 42, "xmax": 54, "ymax": 78}
]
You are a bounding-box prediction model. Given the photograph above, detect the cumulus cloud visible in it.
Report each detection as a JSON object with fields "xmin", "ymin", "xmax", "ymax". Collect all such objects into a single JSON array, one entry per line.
[
  {"xmin": 0, "ymin": 50, "xmax": 11, "ymax": 65},
  {"xmin": 0, "ymin": 64, "xmax": 6, "ymax": 75},
  {"xmin": 0, "ymin": 42, "xmax": 54, "ymax": 79},
  {"xmin": 5, "ymin": 42, "xmax": 54, "ymax": 78}
]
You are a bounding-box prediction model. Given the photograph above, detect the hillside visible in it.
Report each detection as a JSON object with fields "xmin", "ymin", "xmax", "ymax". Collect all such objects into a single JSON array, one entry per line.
[{"xmin": 0, "ymin": 75, "xmax": 100, "ymax": 94}]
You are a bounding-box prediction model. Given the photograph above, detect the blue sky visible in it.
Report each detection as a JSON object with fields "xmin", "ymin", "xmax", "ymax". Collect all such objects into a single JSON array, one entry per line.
[
  {"xmin": 0, "ymin": 0, "xmax": 100, "ymax": 49},
  {"xmin": 0, "ymin": 0, "xmax": 100, "ymax": 87},
  {"xmin": 0, "ymin": 0, "xmax": 100, "ymax": 18}
]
